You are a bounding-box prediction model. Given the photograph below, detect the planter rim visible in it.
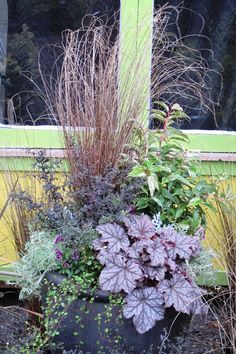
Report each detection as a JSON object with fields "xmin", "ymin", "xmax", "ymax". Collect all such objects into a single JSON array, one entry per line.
[{"xmin": 45, "ymin": 271, "xmax": 111, "ymax": 303}]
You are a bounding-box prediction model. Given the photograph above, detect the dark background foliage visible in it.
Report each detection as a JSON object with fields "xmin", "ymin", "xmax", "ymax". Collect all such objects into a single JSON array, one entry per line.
[
  {"xmin": 4, "ymin": 0, "xmax": 119, "ymax": 124},
  {"xmin": 155, "ymin": 0, "xmax": 236, "ymax": 130}
]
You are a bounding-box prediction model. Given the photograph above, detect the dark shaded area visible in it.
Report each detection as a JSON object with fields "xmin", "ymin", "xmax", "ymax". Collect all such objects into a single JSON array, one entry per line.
[
  {"xmin": 4, "ymin": 0, "xmax": 119, "ymax": 125},
  {"xmin": 3, "ymin": 1, "xmax": 236, "ymax": 129},
  {"xmin": 155, "ymin": 0, "xmax": 236, "ymax": 131}
]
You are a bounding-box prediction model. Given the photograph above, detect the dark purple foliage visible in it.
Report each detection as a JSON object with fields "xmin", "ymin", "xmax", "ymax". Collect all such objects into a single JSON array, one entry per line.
[{"xmin": 94, "ymin": 214, "xmax": 206, "ymax": 334}]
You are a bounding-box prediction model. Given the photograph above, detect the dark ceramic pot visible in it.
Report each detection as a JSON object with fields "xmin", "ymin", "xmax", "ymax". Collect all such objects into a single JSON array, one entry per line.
[{"xmin": 41, "ymin": 272, "xmax": 190, "ymax": 354}]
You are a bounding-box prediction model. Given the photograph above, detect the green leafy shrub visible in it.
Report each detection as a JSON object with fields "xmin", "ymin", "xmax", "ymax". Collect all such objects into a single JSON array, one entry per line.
[{"xmin": 130, "ymin": 103, "xmax": 217, "ymax": 234}]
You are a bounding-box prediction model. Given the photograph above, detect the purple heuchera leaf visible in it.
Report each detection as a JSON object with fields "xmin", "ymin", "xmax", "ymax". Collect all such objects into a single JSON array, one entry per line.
[
  {"xmin": 165, "ymin": 258, "xmax": 177, "ymax": 271},
  {"xmin": 96, "ymin": 223, "xmax": 130, "ymax": 253},
  {"xmin": 127, "ymin": 205, "xmax": 136, "ymax": 214},
  {"xmin": 163, "ymin": 229, "xmax": 201, "ymax": 260},
  {"xmin": 96, "ymin": 248, "xmax": 110, "ymax": 265},
  {"xmin": 147, "ymin": 239, "xmax": 167, "ymax": 266},
  {"xmin": 159, "ymin": 273, "xmax": 207, "ymax": 315},
  {"xmin": 127, "ymin": 241, "xmax": 143, "ymax": 258},
  {"xmin": 142, "ymin": 265, "xmax": 166, "ymax": 281},
  {"xmin": 99, "ymin": 255, "xmax": 143, "ymax": 293},
  {"xmin": 123, "ymin": 287, "xmax": 165, "ymax": 334},
  {"xmin": 159, "ymin": 273, "xmax": 193, "ymax": 314},
  {"xmin": 194, "ymin": 226, "xmax": 205, "ymax": 240},
  {"xmin": 188, "ymin": 288, "xmax": 208, "ymax": 315},
  {"xmin": 189, "ymin": 236, "xmax": 202, "ymax": 257},
  {"xmin": 93, "ymin": 237, "xmax": 104, "ymax": 251},
  {"xmin": 93, "ymin": 213, "xmax": 206, "ymax": 334},
  {"xmin": 124, "ymin": 214, "xmax": 156, "ymax": 240},
  {"xmin": 128, "ymin": 239, "xmax": 153, "ymax": 258}
]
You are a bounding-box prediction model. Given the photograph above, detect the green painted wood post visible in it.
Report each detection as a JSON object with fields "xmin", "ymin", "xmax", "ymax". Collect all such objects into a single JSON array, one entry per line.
[{"xmin": 119, "ymin": 0, "xmax": 154, "ymax": 125}]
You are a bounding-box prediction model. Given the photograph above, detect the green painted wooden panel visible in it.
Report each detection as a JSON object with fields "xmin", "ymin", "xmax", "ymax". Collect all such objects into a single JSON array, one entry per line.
[
  {"xmin": 0, "ymin": 156, "xmax": 235, "ymax": 175},
  {"xmin": 0, "ymin": 157, "xmax": 68, "ymax": 172},
  {"xmin": 0, "ymin": 127, "xmax": 64, "ymax": 148},
  {"xmin": 1, "ymin": 127, "xmax": 236, "ymax": 151},
  {"xmin": 185, "ymin": 131, "xmax": 236, "ymax": 153}
]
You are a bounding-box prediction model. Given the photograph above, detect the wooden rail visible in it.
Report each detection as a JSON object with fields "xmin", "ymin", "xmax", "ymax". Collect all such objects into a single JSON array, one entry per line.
[{"xmin": 0, "ymin": 148, "xmax": 236, "ymax": 162}]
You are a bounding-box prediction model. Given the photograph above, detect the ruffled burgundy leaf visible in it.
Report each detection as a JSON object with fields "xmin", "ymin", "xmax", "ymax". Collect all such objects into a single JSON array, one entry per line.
[
  {"xmin": 124, "ymin": 214, "xmax": 156, "ymax": 240},
  {"xmin": 147, "ymin": 239, "xmax": 167, "ymax": 266},
  {"xmin": 99, "ymin": 255, "xmax": 142, "ymax": 293},
  {"xmin": 123, "ymin": 287, "xmax": 165, "ymax": 334},
  {"xmin": 96, "ymin": 223, "xmax": 130, "ymax": 253}
]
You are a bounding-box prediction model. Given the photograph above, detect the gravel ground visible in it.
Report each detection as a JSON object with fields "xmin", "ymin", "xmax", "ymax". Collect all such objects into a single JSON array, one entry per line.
[{"xmin": 178, "ymin": 312, "xmax": 224, "ymax": 354}]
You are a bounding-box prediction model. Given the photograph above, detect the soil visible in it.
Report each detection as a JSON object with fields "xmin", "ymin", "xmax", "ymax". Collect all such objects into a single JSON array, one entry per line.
[
  {"xmin": 0, "ymin": 288, "xmax": 27, "ymax": 353},
  {"xmin": 0, "ymin": 290, "xmax": 228, "ymax": 354},
  {"xmin": 176, "ymin": 312, "xmax": 224, "ymax": 354}
]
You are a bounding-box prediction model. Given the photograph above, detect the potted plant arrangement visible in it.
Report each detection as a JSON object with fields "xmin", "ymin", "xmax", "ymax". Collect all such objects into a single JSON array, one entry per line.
[
  {"xmin": 9, "ymin": 104, "xmax": 217, "ymax": 354},
  {"xmin": 8, "ymin": 8, "xmax": 218, "ymax": 354}
]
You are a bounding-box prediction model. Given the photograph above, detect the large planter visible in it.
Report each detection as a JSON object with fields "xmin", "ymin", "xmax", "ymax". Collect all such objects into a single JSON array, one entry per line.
[{"xmin": 41, "ymin": 272, "xmax": 190, "ymax": 354}]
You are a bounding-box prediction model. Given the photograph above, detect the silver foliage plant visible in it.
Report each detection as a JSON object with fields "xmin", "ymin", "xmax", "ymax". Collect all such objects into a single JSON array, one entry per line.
[
  {"xmin": 94, "ymin": 214, "xmax": 207, "ymax": 334},
  {"xmin": 10, "ymin": 230, "xmax": 56, "ymax": 299}
]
